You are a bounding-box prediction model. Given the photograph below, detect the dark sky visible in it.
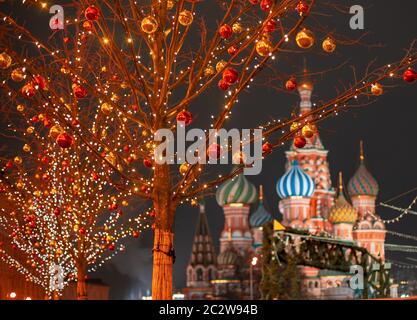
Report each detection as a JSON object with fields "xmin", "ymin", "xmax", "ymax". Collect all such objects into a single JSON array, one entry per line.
[{"xmin": 2, "ymin": 1, "xmax": 417, "ymax": 299}]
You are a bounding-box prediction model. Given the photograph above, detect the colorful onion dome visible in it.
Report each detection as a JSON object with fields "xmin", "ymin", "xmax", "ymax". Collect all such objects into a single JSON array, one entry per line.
[
  {"xmin": 276, "ymin": 160, "xmax": 315, "ymax": 199},
  {"xmin": 329, "ymin": 173, "xmax": 358, "ymax": 224},
  {"xmin": 216, "ymin": 168, "xmax": 257, "ymax": 206},
  {"xmin": 250, "ymin": 186, "xmax": 273, "ymax": 228},
  {"xmin": 217, "ymin": 245, "xmax": 240, "ymax": 266},
  {"xmin": 347, "ymin": 141, "xmax": 379, "ymax": 197}
]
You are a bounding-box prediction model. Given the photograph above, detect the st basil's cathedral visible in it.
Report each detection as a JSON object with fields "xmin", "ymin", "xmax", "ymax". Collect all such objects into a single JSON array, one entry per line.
[{"xmin": 183, "ymin": 75, "xmax": 386, "ymax": 300}]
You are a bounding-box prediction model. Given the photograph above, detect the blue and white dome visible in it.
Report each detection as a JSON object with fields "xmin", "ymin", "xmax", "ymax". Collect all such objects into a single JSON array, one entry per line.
[
  {"xmin": 276, "ymin": 160, "xmax": 315, "ymax": 199},
  {"xmin": 250, "ymin": 186, "xmax": 273, "ymax": 228}
]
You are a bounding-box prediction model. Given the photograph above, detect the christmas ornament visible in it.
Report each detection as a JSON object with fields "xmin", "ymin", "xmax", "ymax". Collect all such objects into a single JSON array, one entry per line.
[
  {"xmin": 228, "ymin": 45, "xmax": 239, "ymax": 56},
  {"xmin": 285, "ymin": 78, "xmax": 297, "ymax": 91},
  {"xmin": 176, "ymin": 110, "xmax": 193, "ymax": 125},
  {"xmin": 56, "ymin": 132, "xmax": 73, "ymax": 149},
  {"xmin": 223, "ymin": 67, "xmax": 239, "ymax": 84},
  {"xmin": 179, "ymin": 163, "xmax": 190, "ymax": 175},
  {"xmin": 101, "ymin": 102, "xmax": 113, "ymax": 115},
  {"xmin": 141, "ymin": 16, "xmax": 158, "ymax": 34},
  {"xmin": 294, "ymin": 136, "xmax": 307, "ymax": 148},
  {"xmin": 264, "ymin": 20, "xmax": 277, "ymax": 33},
  {"xmin": 49, "ymin": 125, "xmax": 63, "ymax": 139},
  {"xmin": 371, "ymin": 83, "xmax": 383, "ymax": 96},
  {"xmin": 207, "ymin": 143, "xmax": 221, "ymax": 160},
  {"xmin": 11, "ymin": 68, "xmax": 25, "ymax": 82},
  {"xmin": 260, "ymin": 0, "xmax": 273, "ymax": 11},
  {"xmin": 0, "ymin": 52, "xmax": 12, "ymax": 69},
  {"xmin": 218, "ymin": 79, "xmax": 230, "ymax": 90},
  {"xmin": 296, "ymin": 1, "xmax": 309, "ymax": 15},
  {"xmin": 322, "ymin": 37, "xmax": 336, "ymax": 53},
  {"xmin": 216, "ymin": 60, "xmax": 227, "ymax": 72},
  {"xmin": 290, "ymin": 122, "xmax": 300, "ymax": 132},
  {"xmin": 232, "ymin": 22, "xmax": 243, "ymax": 33},
  {"xmin": 85, "ymin": 6, "xmax": 100, "ymax": 21},
  {"xmin": 14, "ymin": 156, "xmax": 22, "ymax": 165},
  {"xmin": 26, "ymin": 126, "xmax": 34, "ymax": 134},
  {"xmin": 256, "ymin": 37, "xmax": 273, "ymax": 56},
  {"xmin": 262, "ymin": 142, "xmax": 273, "ymax": 155},
  {"xmin": 204, "ymin": 65, "xmax": 215, "ymax": 77},
  {"xmin": 83, "ymin": 20, "xmax": 94, "ymax": 31},
  {"xmin": 21, "ymin": 83, "xmax": 36, "ymax": 98},
  {"xmin": 219, "ymin": 24, "xmax": 233, "ymax": 39},
  {"xmin": 302, "ymin": 123, "xmax": 315, "ymax": 138},
  {"xmin": 143, "ymin": 158, "xmax": 153, "ymax": 168},
  {"xmin": 23, "ymin": 144, "xmax": 31, "ymax": 152},
  {"xmin": 16, "ymin": 104, "xmax": 25, "ymax": 112},
  {"xmin": 179, "ymin": 10, "xmax": 193, "ymax": 26},
  {"xmin": 296, "ymin": 28, "xmax": 315, "ymax": 49},
  {"xmin": 133, "ymin": 231, "xmax": 139, "ymax": 238},
  {"xmin": 403, "ymin": 69, "xmax": 417, "ymax": 83},
  {"xmin": 33, "ymin": 75, "xmax": 47, "ymax": 90},
  {"xmin": 72, "ymin": 83, "xmax": 87, "ymax": 98}
]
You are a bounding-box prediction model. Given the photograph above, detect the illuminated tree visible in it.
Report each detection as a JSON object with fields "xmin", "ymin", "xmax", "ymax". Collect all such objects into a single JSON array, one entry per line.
[
  {"xmin": 0, "ymin": 0, "xmax": 416, "ymax": 299},
  {"xmin": 0, "ymin": 123, "xmax": 150, "ymax": 299}
]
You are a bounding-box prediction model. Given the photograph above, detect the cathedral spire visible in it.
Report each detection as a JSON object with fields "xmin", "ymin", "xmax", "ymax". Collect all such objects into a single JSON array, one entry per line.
[
  {"xmin": 338, "ymin": 172, "xmax": 344, "ymax": 193},
  {"xmin": 360, "ymin": 140, "xmax": 365, "ymax": 162}
]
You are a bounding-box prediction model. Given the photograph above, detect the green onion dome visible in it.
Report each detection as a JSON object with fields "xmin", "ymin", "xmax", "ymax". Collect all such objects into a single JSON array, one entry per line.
[{"xmin": 216, "ymin": 168, "xmax": 257, "ymax": 206}]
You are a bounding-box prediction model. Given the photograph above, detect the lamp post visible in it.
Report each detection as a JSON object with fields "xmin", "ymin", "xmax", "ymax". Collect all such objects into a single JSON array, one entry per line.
[{"xmin": 250, "ymin": 257, "xmax": 258, "ymax": 300}]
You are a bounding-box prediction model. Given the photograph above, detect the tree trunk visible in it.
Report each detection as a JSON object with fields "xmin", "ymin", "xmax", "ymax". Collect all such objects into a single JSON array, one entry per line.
[
  {"xmin": 151, "ymin": 164, "xmax": 175, "ymax": 300},
  {"xmin": 76, "ymin": 260, "xmax": 88, "ymax": 300}
]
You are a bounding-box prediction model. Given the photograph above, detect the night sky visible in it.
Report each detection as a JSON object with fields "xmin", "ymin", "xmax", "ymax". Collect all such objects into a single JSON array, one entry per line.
[{"xmin": 1, "ymin": 1, "xmax": 417, "ymax": 299}]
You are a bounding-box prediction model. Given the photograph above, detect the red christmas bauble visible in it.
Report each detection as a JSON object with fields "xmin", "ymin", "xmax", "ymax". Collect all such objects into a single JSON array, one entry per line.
[
  {"xmin": 72, "ymin": 84, "xmax": 87, "ymax": 98},
  {"xmin": 79, "ymin": 227, "xmax": 86, "ymax": 235},
  {"xmin": 218, "ymin": 79, "xmax": 230, "ymax": 90},
  {"xmin": 33, "ymin": 75, "xmax": 47, "ymax": 90},
  {"xmin": 21, "ymin": 83, "xmax": 36, "ymax": 98},
  {"xmin": 260, "ymin": 0, "xmax": 273, "ymax": 11},
  {"xmin": 294, "ymin": 136, "xmax": 307, "ymax": 148},
  {"xmin": 176, "ymin": 110, "xmax": 193, "ymax": 125},
  {"xmin": 63, "ymin": 37, "xmax": 71, "ymax": 44},
  {"xmin": 43, "ymin": 118, "xmax": 52, "ymax": 128},
  {"xmin": 83, "ymin": 20, "xmax": 94, "ymax": 31},
  {"xmin": 123, "ymin": 145, "xmax": 130, "ymax": 153},
  {"xmin": 262, "ymin": 142, "xmax": 273, "ymax": 155},
  {"xmin": 403, "ymin": 69, "xmax": 417, "ymax": 83},
  {"xmin": 143, "ymin": 158, "xmax": 153, "ymax": 168},
  {"xmin": 264, "ymin": 20, "xmax": 277, "ymax": 33},
  {"xmin": 53, "ymin": 208, "xmax": 61, "ymax": 216},
  {"xmin": 133, "ymin": 231, "xmax": 139, "ymax": 238},
  {"xmin": 85, "ymin": 6, "xmax": 100, "ymax": 21},
  {"xmin": 149, "ymin": 210, "xmax": 156, "ymax": 218},
  {"xmin": 207, "ymin": 143, "xmax": 221, "ymax": 160},
  {"xmin": 108, "ymin": 244, "xmax": 115, "ymax": 251},
  {"xmin": 72, "ymin": 119, "xmax": 80, "ymax": 127},
  {"xmin": 56, "ymin": 132, "xmax": 73, "ymax": 149},
  {"xmin": 285, "ymin": 78, "xmax": 297, "ymax": 91},
  {"xmin": 228, "ymin": 45, "xmax": 239, "ymax": 56},
  {"xmin": 296, "ymin": 1, "xmax": 309, "ymax": 15},
  {"xmin": 219, "ymin": 24, "xmax": 233, "ymax": 39},
  {"xmin": 223, "ymin": 67, "xmax": 239, "ymax": 84},
  {"xmin": 5, "ymin": 160, "xmax": 13, "ymax": 169}
]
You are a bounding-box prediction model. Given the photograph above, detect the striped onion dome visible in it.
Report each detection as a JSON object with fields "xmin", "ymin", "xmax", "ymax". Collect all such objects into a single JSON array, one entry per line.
[
  {"xmin": 347, "ymin": 142, "xmax": 379, "ymax": 197},
  {"xmin": 250, "ymin": 186, "xmax": 273, "ymax": 228},
  {"xmin": 329, "ymin": 173, "xmax": 358, "ymax": 224},
  {"xmin": 216, "ymin": 169, "xmax": 257, "ymax": 206},
  {"xmin": 276, "ymin": 160, "xmax": 315, "ymax": 199},
  {"xmin": 217, "ymin": 246, "xmax": 240, "ymax": 266}
]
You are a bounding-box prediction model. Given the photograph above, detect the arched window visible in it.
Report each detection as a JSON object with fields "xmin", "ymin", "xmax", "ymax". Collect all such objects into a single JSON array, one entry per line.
[
  {"xmin": 196, "ymin": 268, "xmax": 203, "ymax": 281},
  {"xmin": 314, "ymin": 281, "xmax": 319, "ymax": 288}
]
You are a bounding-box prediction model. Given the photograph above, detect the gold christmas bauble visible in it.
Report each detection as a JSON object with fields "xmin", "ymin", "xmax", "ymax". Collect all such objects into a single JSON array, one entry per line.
[
  {"xmin": 179, "ymin": 10, "xmax": 193, "ymax": 26},
  {"xmin": 204, "ymin": 65, "xmax": 215, "ymax": 77},
  {"xmin": 16, "ymin": 181, "xmax": 24, "ymax": 189},
  {"xmin": 105, "ymin": 152, "xmax": 117, "ymax": 166},
  {"xmin": 179, "ymin": 163, "xmax": 190, "ymax": 175},
  {"xmin": 49, "ymin": 125, "xmax": 63, "ymax": 139},
  {"xmin": 296, "ymin": 28, "xmax": 315, "ymax": 49},
  {"xmin": 302, "ymin": 123, "xmax": 315, "ymax": 138},
  {"xmin": 0, "ymin": 52, "xmax": 12, "ymax": 69},
  {"xmin": 141, "ymin": 16, "xmax": 158, "ymax": 34},
  {"xmin": 167, "ymin": 0, "xmax": 175, "ymax": 10},
  {"xmin": 290, "ymin": 122, "xmax": 300, "ymax": 132},
  {"xmin": 232, "ymin": 22, "xmax": 243, "ymax": 34},
  {"xmin": 371, "ymin": 83, "xmax": 383, "ymax": 96},
  {"xmin": 11, "ymin": 68, "xmax": 25, "ymax": 82},
  {"xmin": 101, "ymin": 102, "xmax": 113, "ymax": 115},
  {"xmin": 216, "ymin": 60, "xmax": 227, "ymax": 73},
  {"xmin": 322, "ymin": 37, "xmax": 336, "ymax": 53},
  {"xmin": 16, "ymin": 104, "xmax": 25, "ymax": 112},
  {"xmin": 23, "ymin": 144, "xmax": 31, "ymax": 152},
  {"xmin": 14, "ymin": 156, "xmax": 23, "ymax": 165},
  {"xmin": 33, "ymin": 190, "xmax": 41, "ymax": 197},
  {"xmin": 256, "ymin": 37, "xmax": 273, "ymax": 56},
  {"xmin": 26, "ymin": 126, "xmax": 34, "ymax": 134},
  {"xmin": 122, "ymin": 200, "xmax": 129, "ymax": 207},
  {"xmin": 191, "ymin": 199, "xmax": 198, "ymax": 207}
]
